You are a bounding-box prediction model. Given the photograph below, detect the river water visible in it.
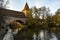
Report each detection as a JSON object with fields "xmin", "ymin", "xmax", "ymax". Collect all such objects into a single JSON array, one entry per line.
[
  {"xmin": 33, "ymin": 30, "xmax": 58, "ymax": 40},
  {"xmin": 2, "ymin": 29, "xmax": 58, "ymax": 40},
  {"xmin": 3, "ymin": 29, "xmax": 14, "ymax": 40}
]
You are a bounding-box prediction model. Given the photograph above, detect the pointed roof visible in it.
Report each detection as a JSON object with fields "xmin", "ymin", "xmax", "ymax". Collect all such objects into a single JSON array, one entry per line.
[{"xmin": 22, "ymin": 2, "xmax": 29, "ymax": 11}]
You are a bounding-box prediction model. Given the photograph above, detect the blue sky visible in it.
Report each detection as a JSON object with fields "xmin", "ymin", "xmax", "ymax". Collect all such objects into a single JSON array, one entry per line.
[{"xmin": 7, "ymin": 0, "xmax": 60, "ymax": 14}]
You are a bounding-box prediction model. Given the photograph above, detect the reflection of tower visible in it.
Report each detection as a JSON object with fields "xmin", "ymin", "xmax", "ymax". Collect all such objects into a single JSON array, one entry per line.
[{"xmin": 22, "ymin": 2, "xmax": 29, "ymax": 16}]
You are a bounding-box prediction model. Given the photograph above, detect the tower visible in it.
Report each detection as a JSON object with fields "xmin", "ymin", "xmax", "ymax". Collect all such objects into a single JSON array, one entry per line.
[
  {"xmin": 22, "ymin": 2, "xmax": 32, "ymax": 17},
  {"xmin": 22, "ymin": 2, "xmax": 29, "ymax": 15}
]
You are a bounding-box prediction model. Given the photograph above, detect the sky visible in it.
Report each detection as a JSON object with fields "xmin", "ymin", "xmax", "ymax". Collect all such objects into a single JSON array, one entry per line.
[{"xmin": 7, "ymin": 0, "xmax": 60, "ymax": 14}]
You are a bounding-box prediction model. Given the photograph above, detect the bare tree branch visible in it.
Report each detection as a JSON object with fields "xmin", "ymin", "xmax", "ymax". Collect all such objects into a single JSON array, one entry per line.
[{"xmin": 0, "ymin": 0, "xmax": 9, "ymax": 8}]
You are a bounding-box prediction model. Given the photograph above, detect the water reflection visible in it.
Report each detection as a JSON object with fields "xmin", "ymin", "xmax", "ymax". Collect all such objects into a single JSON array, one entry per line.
[
  {"xmin": 50, "ymin": 33, "xmax": 58, "ymax": 40},
  {"xmin": 38, "ymin": 30, "xmax": 44, "ymax": 40},
  {"xmin": 2, "ymin": 27, "xmax": 58, "ymax": 40},
  {"xmin": 33, "ymin": 33, "xmax": 37, "ymax": 40},
  {"xmin": 3, "ymin": 28, "xmax": 14, "ymax": 40},
  {"xmin": 33, "ymin": 30, "xmax": 58, "ymax": 40}
]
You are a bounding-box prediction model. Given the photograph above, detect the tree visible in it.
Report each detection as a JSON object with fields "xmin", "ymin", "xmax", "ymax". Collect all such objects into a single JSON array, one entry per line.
[
  {"xmin": 52, "ymin": 9, "xmax": 60, "ymax": 39},
  {"xmin": 0, "ymin": 0, "xmax": 9, "ymax": 8},
  {"xmin": 0, "ymin": 0, "xmax": 9, "ymax": 26}
]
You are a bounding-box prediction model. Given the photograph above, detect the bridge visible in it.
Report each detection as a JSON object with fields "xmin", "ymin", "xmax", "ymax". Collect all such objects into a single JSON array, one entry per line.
[{"xmin": 4, "ymin": 16, "xmax": 26, "ymax": 24}]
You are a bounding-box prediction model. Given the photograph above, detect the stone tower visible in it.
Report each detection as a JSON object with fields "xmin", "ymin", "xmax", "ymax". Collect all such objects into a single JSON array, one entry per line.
[
  {"xmin": 22, "ymin": 3, "xmax": 29, "ymax": 15},
  {"xmin": 22, "ymin": 2, "xmax": 32, "ymax": 17}
]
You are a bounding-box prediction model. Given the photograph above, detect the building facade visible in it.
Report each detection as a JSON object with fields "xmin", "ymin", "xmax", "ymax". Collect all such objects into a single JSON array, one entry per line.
[{"xmin": 0, "ymin": 3, "xmax": 31, "ymax": 26}]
